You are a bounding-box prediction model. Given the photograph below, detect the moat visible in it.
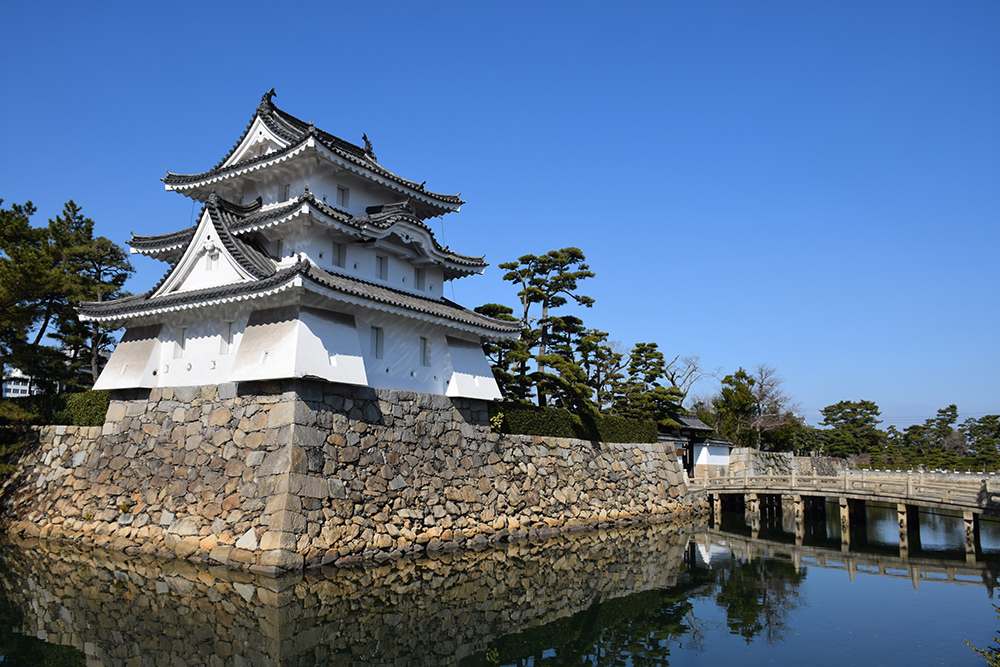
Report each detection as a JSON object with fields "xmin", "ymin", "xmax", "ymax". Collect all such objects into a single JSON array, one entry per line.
[{"xmin": 2, "ymin": 504, "xmax": 1000, "ymax": 666}]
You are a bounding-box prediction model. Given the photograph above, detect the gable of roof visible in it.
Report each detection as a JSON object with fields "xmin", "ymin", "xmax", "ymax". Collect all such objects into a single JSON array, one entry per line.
[
  {"xmin": 148, "ymin": 194, "xmax": 275, "ymax": 298},
  {"xmin": 164, "ymin": 90, "xmax": 463, "ymax": 219}
]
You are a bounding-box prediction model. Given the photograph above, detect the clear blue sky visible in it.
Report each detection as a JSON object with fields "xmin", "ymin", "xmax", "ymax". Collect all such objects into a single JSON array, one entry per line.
[{"xmin": 3, "ymin": 1, "xmax": 997, "ymax": 428}]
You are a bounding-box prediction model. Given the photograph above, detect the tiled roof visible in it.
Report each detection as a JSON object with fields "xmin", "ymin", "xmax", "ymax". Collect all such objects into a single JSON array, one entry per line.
[
  {"xmin": 77, "ymin": 260, "xmax": 309, "ymax": 320},
  {"xmin": 131, "ymin": 197, "xmax": 264, "ymax": 257},
  {"xmin": 352, "ymin": 200, "xmax": 486, "ymax": 268},
  {"xmin": 140, "ymin": 192, "xmax": 486, "ymax": 272},
  {"xmin": 164, "ymin": 90, "xmax": 463, "ymax": 217},
  {"xmin": 204, "ymin": 194, "xmax": 275, "ymax": 280},
  {"xmin": 301, "ymin": 265, "xmax": 520, "ymax": 335},
  {"xmin": 78, "ymin": 258, "xmax": 521, "ymax": 338},
  {"xmin": 129, "ymin": 226, "xmax": 197, "ymax": 254},
  {"xmin": 674, "ymin": 414, "xmax": 714, "ymax": 432}
]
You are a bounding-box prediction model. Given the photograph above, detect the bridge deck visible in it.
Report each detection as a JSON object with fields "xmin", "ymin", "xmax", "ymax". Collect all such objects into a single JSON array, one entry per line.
[{"xmin": 691, "ymin": 471, "xmax": 1000, "ymax": 515}]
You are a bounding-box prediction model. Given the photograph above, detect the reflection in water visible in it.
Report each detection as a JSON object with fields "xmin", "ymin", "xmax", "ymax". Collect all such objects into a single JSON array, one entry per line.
[
  {"xmin": 1, "ymin": 510, "xmax": 1000, "ymax": 666},
  {"xmin": 712, "ymin": 557, "xmax": 804, "ymax": 645}
]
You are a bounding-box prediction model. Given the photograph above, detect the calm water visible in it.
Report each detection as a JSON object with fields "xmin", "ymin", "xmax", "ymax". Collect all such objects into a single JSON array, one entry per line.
[{"xmin": 2, "ymin": 504, "xmax": 1000, "ymax": 666}]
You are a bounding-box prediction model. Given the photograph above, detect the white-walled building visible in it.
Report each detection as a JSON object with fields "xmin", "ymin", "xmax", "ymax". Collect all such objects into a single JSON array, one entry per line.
[{"xmin": 79, "ymin": 90, "xmax": 520, "ymax": 399}]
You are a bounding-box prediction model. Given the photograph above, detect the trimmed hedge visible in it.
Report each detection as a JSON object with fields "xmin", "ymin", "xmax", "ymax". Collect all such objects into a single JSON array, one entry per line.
[
  {"xmin": 0, "ymin": 390, "xmax": 109, "ymax": 427},
  {"xmin": 489, "ymin": 402, "xmax": 657, "ymax": 443},
  {"xmin": 65, "ymin": 391, "xmax": 111, "ymax": 427}
]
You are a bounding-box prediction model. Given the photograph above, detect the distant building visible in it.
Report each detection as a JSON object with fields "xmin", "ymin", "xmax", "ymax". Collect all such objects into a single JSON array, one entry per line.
[
  {"xmin": 661, "ymin": 415, "xmax": 733, "ymax": 478},
  {"xmin": 78, "ymin": 90, "xmax": 520, "ymax": 397},
  {"xmin": 1, "ymin": 367, "xmax": 40, "ymax": 398}
]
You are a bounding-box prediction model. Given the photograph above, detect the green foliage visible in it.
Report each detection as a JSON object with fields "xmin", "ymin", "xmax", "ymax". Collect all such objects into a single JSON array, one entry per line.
[
  {"xmin": 1, "ymin": 199, "xmax": 132, "ymax": 393},
  {"xmin": 610, "ymin": 342, "xmax": 686, "ymax": 431},
  {"xmin": 0, "ymin": 395, "xmax": 68, "ymax": 426},
  {"xmin": 489, "ymin": 401, "xmax": 656, "ymax": 443},
  {"xmin": 65, "ymin": 391, "xmax": 110, "ymax": 427},
  {"xmin": 0, "ymin": 401, "xmax": 36, "ymax": 482},
  {"xmin": 712, "ymin": 368, "xmax": 758, "ymax": 448},
  {"xmin": 819, "ymin": 399, "xmax": 884, "ymax": 457},
  {"xmin": 498, "ymin": 247, "xmax": 595, "ymax": 407},
  {"xmin": 967, "ymin": 605, "xmax": 1000, "ymax": 667}
]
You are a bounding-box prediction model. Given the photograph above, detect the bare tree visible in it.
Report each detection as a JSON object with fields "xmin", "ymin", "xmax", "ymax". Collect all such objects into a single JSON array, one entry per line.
[
  {"xmin": 663, "ymin": 355, "xmax": 719, "ymax": 405},
  {"xmin": 750, "ymin": 363, "xmax": 798, "ymax": 448}
]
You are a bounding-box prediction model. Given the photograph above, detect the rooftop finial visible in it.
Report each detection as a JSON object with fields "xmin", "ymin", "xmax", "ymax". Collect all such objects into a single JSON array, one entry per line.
[
  {"xmin": 362, "ymin": 133, "xmax": 377, "ymax": 161},
  {"xmin": 259, "ymin": 88, "xmax": 277, "ymax": 112}
]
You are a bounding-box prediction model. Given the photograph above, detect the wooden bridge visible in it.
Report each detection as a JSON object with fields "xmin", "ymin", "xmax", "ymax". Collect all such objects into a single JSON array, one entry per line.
[{"xmin": 688, "ymin": 469, "xmax": 1000, "ymax": 558}]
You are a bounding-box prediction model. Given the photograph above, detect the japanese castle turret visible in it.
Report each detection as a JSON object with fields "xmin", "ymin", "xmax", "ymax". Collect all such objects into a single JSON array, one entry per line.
[{"xmin": 79, "ymin": 90, "xmax": 519, "ymax": 399}]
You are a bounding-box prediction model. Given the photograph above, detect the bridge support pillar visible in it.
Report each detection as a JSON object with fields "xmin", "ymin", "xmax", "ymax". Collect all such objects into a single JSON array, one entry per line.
[
  {"xmin": 712, "ymin": 493, "xmax": 722, "ymax": 525},
  {"xmin": 746, "ymin": 493, "xmax": 761, "ymax": 538},
  {"xmin": 898, "ymin": 503, "xmax": 921, "ymax": 557},
  {"xmin": 785, "ymin": 494, "xmax": 804, "ymax": 545},
  {"xmin": 839, "ymin": 497, "xmax": 851, "ymax": 550},
  {"xmin": 964, "ymin": 510, "xmax": 981, "ymax": 563}
]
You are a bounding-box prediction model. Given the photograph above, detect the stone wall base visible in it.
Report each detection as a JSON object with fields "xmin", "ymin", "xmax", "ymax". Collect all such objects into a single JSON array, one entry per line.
[{"xmin": 1, "ymin": 381, "xmax": 706, "ymax": 574}]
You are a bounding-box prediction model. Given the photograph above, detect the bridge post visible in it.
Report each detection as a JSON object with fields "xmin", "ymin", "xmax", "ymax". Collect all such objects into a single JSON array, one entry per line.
[
  {"xmin": 839, "ymin": 497, "xmax": 851, "ymax": 550},
  {"xmin": 793, "ymin": 495, "xmax": 804, "ymax": 545},
  {"xmin": 897, "ymin": 503, "xmax": 908, "ymax": 556},
  {"xmin": 745, "ymin": 493, "xmax": 761, "ymax": 537},
  {"xmin": 964, "ymin": 510, "xmax": 981, "ymax": 563},
  {"xmin": 898, "ymin": 503, "xmax": 921, "ymax": 557},
  {"xmin": 712, "ymin": 493, "xmax": 721, "ymax": 525}
]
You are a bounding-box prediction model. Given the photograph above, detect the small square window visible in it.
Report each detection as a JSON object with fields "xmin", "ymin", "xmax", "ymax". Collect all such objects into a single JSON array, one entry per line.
[
  {"xmin": 174, "ymin": 328, "xmax": 187, "ymax": 359},
  {"xmin": 220, "ymin": 321, "xmax": 234, "ymax": 354},
  {"xmin": 420, "ymin": 337, "xmax": 431, "ymax": 367},
  {"xmin": 337, "ymin": 186, "xmax": 349, "ymax": 208},
  {"xmin": 371, "ymin": 327, "xmax": 384, "ymax": 359},
  {"xmin": 376, "ymin": 255, "xmax": 388, "ymax": 281}
]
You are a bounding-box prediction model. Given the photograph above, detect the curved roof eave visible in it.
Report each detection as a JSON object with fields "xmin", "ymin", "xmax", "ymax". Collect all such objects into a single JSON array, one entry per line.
[
  {"xmin": 78, "ymin": 262, "xmax": 520, "ymax": 340},
  {"xmin": 165, "ymin": 139, "xmax": 463, "ymax": 218}
]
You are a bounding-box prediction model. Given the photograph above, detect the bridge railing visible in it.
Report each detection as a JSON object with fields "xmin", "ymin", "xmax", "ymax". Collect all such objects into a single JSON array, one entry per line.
[{"xmin": 690, "ymin": 469, "xmax": 998, "ymax": 511}]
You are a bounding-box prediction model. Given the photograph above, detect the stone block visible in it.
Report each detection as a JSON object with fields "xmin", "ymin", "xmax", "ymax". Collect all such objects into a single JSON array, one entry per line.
[
  {"xmin": 173, "ymin": 537, "xmax": 200, "ymax": 558},
  {"xmin": 294, "ymin": 424, "xmax": 326, "ymax": 449},
  {"xmin": 289, "ymin": 474, "xmax": 331, "ymax": 498},
  {"xmin": 268, "ymin": 510, "xmax": 306, "ymax": 533},
  {"xmin": 235, "ymin": 528, "xmax": 258, "ymax": 550},
  {"xmin": 329, "ymin": 479, "xmax": 347, "ymax": 499},
  {"xmin": 259, "ymin": 531, "xmax": 298, "ymax": 551},
  {"xmin": 258, "ymin": 445, "xmax": 307, "ymax": 476},
  {"xmin": 267, "ymin": 402, "xmax": 297, "ymax": 429},
  {"xmin": 105, "ymin": 402, "xmax": 126, "ymax": 423},
  {"xmin": 168, "ymin": 517, "xmax": 201, "ymax": 536},
  {"xmin": 254, "ymin": 549, "xmax": 305, "ymax": 575},
  {"xmin": 125, "ymin": 402, "xmax": 147, "ymax": 417},
  {"xmin": 264, "ymin": 493, "xmax": 301, "ymax": 514},
  {"xmin": 173, "ymin": 386, "xmax": 199, "ymax": 402}
]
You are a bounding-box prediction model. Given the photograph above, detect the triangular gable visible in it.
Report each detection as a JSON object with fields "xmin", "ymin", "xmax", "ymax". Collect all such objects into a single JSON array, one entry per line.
[
  {"xmin": 153, "ymin": 206, "xmax": 263, "ymax": 297},
  {"xmin": 221, "ymin": 115, "xmax": 290, "ymax": 169}
]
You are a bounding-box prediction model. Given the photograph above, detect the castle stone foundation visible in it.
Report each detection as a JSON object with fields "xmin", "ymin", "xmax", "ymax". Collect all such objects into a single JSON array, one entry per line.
[{"xmin": 1, "ymin": 381, "xmax": 704, "ymax": 574}]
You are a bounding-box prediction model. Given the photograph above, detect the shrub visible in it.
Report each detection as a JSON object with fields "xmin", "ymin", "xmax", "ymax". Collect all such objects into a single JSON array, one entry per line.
[
  {"xmin": 489, "ymin": 402, "xmax": 657, "ymax": 443},
  {"xmin": 65, "ymin": 391, "xmax": 110, "ymax": 427}
]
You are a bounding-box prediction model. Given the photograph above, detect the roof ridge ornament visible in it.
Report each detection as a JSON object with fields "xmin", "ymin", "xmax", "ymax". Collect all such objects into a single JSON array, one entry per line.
[
  {"xmin": 362, "ymin": 133, "xmax": 377, "ymax": 162},
  {"xmin": 259, "ymin": 88, "xmax": 277, "ymax": 113}
]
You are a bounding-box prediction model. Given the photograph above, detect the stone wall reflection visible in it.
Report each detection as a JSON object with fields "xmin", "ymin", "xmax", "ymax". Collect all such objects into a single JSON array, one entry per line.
[{"xmin": 0, "ymin": 518, "xmax": 703, "ymax": 667}]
